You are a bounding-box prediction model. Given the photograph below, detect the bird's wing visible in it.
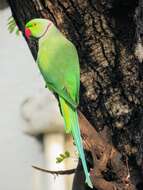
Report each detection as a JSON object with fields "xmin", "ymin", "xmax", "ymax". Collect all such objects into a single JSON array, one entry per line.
[{"xmin": 37, "ymin": 35, "xmax": 80, "ymax": 109}]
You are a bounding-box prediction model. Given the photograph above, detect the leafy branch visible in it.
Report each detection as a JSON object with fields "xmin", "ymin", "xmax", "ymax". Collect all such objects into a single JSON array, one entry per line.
[
  {"xmin": 56, "ymin": 151, "xmax": 70, "ymax": 163},
  {"xmin": 7, "ymin": 16, "xmax": 20, "ymax": 35}
]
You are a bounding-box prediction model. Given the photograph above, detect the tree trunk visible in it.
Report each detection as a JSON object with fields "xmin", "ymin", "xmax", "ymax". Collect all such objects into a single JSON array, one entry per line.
[
  {"xmin": 7, "ymin": 0, "xmax": 143, "ymax": 190},
  {"xmin": 0, "ymin": 0, "xmax": 8, "ymax": 10}
]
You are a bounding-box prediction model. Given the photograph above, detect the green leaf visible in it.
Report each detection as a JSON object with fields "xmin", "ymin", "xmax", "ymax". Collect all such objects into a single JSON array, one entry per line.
[
  {"xmin": 59, "ymin": 154, "xmax": 65, "ymax": 159},
  {"xmin": 7, "ymin": 16, "xmax": 20, "ymax": 36},
  {"xmin": 65, "ymin": 151, "xmax": 70, "ymax": 157},
  {"xmin": 56, "ymin": 157, "xmax": 62, "ymax": 163},
  {"xmin": 56, "ymin": 151, "xmax": 70, "ymax": 163}
]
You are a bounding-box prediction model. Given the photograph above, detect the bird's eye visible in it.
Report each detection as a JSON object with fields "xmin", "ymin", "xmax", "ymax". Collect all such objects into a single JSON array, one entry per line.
[{"xmin": 33, "ymin": 23, "xmax": 37, "ymax": 27}]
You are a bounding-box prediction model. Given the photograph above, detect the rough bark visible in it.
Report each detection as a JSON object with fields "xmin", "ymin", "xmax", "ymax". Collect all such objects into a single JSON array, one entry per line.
[
  {"xmin": 0, "ymin": 0, "xmax": 8, "ymax": 9},
  {"xmin": 7, "ymin": 0, "xmax": 143, "ymax": 190}
]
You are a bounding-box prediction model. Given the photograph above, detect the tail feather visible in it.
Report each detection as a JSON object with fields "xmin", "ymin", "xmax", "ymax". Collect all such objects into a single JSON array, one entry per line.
[{"xmin": 59, "ymin": 97, "xmax": 93, "ymax": 188}]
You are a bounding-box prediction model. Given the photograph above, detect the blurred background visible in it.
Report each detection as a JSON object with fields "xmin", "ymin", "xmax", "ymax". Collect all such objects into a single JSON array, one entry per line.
[{"xmin": 0, "ymin": 1, "xmax": 76, "ymax": 190}]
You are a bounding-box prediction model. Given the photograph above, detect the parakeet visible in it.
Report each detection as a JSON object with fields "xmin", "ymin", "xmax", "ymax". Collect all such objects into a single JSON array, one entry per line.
[{"xmin": 25, "ymin": 18, "xmax": 93, "ymax": 188}]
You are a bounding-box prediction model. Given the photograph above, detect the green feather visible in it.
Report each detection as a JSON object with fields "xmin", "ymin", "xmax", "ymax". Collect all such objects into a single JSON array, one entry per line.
[{"xmin": 37, "ymin": 27, "xmax": 80, "ymax": 108}]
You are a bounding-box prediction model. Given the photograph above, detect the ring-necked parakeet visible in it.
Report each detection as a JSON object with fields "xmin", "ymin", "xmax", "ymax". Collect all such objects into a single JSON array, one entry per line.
[{"xmin": 25, "ymin": 18, "xmax": 93, "ymax": 188}]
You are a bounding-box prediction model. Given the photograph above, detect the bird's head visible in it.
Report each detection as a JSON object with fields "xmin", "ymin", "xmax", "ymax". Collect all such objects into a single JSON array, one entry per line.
[{"xmin": 25, "ymin": 18, "xmax": 52, "ymax": 39}]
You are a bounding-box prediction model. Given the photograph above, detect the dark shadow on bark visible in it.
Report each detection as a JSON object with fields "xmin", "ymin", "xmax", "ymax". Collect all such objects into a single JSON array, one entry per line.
[{"xmin": 0, "ymin": 0, "xmax": 8, "ymax": 9}]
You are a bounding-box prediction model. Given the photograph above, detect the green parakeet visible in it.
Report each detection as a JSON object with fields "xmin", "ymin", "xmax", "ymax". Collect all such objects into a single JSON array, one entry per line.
[{"xmin": 25, "ymin": 18, "xmax": 93, "ymax": 188}]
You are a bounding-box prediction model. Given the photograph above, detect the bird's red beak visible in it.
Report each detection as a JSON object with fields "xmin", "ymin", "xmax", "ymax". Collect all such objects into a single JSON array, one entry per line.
[{"xmin": 25, "ymin": 28, "xmax": 31, "ymax": 39}]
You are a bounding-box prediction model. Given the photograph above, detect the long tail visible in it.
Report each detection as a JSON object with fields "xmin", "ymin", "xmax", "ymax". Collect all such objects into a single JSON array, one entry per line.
[{"xmin": 59, "ymin": 97, "xmax": 93, "ymax": 188}]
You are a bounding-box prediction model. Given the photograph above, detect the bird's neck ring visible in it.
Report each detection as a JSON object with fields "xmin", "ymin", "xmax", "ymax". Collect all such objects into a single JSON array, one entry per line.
[{"xmin": 38, "ymin": 22, "xmax": 52, "ymax": 39}]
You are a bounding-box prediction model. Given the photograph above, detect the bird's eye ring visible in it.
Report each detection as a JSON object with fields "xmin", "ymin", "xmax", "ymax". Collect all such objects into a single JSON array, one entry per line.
[{"xmin": 33, "ymin": 23, "xmax": 37, "ymax": 26}]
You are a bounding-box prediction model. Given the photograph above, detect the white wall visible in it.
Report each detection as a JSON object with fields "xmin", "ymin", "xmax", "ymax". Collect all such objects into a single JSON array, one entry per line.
[{"xmin": 0, "ymin": 8, "xmax": 45, "ymax": 190}]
